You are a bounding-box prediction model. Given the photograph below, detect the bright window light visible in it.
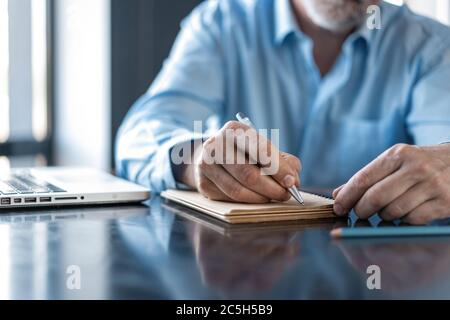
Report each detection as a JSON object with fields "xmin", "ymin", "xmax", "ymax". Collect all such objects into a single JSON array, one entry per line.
[
  {"xmin": 0, "ymin": 156, "xmax": 10, "ymax": 173},
  {"xmin": 407, "ymin": 0, "xmax": 450, "ymax": 26},
  {"xmin": 385, "ymin": 0, "xmax": 404, "ymax": 6},
  {"xmin": 31, "ymin": 0, "xmax": 48, "ymax": 142},
  {"xmin": 0, "ymin": 0, "xmax": 10, "ymax": 143},
  {"xmin": 436, "ymin": 0, "xmax": 450, "ymax": 25}
]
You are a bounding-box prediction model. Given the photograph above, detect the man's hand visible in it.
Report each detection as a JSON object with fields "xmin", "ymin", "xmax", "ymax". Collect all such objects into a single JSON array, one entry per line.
[
  {"xmin": 178, "ymin": 121, "xmax": 302, "ymax": 203},
  {"xmin": 333, "ymin": 144, "xmax": 450, "ymax": 225}
]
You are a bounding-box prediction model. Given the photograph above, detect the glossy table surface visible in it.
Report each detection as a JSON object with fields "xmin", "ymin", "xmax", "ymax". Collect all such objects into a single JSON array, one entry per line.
[{"xmin": 1, "ymin": 195, "xmax": 450, "ymax": 300}]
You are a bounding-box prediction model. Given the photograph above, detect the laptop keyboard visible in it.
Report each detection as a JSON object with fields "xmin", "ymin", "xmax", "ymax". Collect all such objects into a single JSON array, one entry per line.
[{"xmin": 0, "ymin": 173, "xmax": 66, "ymax": 195}]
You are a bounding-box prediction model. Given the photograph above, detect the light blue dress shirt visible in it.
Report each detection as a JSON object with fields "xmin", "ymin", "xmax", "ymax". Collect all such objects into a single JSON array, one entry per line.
[{"xmin": 116, "ymin": 0, "xmax": 450, "ymax": 194}]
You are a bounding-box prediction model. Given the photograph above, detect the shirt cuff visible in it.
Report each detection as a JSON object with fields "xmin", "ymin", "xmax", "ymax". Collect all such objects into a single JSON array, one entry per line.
[{"xmin": 150, "ymin": 132, "xmax": 205, "ymax": 193}]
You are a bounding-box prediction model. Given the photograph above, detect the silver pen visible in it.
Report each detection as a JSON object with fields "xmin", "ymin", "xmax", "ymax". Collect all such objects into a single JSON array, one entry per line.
[{"xmin": 236, "ymin": 113, "xmax": 305, "ymax": 205}]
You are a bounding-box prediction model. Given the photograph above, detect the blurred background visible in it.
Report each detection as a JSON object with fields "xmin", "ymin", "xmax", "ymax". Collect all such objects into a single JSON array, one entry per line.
[{"xmin": 0, "ymin": 0, "xmax": 449, "ymax": 173}]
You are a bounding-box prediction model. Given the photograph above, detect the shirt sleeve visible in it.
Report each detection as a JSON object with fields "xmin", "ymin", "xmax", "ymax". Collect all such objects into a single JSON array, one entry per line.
[
  {"xmin": 115, "ymin": 2, "xmax": 225, "ymax": 193},
  {"xmin": 407, "ymin": 49, "xmax": 450, "ymax": 146}
]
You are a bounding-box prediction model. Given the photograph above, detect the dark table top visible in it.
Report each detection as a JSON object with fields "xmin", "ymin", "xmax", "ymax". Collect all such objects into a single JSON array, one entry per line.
[{"xmin": 2, "ymin": 195, "xmax": 450, "ymax": 300}]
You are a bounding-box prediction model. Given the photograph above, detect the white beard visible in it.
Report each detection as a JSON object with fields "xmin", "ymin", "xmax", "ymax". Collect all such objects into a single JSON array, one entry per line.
[{"xmin": 301, "ymin": 0, "xmax": 375, "ymax": 32}]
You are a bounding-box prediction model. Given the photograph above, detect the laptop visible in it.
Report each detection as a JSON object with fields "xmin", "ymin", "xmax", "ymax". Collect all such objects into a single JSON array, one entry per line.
[{"xmin": 0, "ymin": 167, "xmax": 150, "ymax": 209}]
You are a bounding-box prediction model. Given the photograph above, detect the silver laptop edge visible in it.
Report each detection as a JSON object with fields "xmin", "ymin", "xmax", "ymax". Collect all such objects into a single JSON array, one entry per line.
[{"xmin": 0, "ymin": 167, "xmax": 151, "ymax": 209}]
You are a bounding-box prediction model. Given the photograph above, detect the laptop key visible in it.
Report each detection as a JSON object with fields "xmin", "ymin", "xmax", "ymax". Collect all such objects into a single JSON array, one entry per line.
[
  {"xmin": 16, "ymin": 177, "xmax": 50, "ymax": 193},
  {"xmin": 14, "ymin": 174, "xmax": 46, "ymax": 187},
  {"xmin": 0, "ymin": 181, "xmax": 18, "ymax": 195},
  {"xmin": 4, "ymin": 178, "xmax": 34, "ymax": 194},
  {"xmin": 15, "ymin": 173, "xmax": 67, "ymax": 193}
]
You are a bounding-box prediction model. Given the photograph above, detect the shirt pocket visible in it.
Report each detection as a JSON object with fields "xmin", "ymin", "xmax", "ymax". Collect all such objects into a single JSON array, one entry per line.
[{"xmin": 338, "ymin": 119, "xmax": 390, "ymax": 182}]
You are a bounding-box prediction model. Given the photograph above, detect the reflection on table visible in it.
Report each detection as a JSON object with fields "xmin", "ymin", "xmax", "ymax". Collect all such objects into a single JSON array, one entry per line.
[{"xmin": 0, "ymin": 197, "xmax": 450, "ymax": 299}]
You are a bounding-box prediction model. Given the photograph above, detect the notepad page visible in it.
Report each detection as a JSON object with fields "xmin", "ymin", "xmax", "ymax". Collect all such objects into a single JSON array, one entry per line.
[{"xmin": 162, "ymin": 190, "xmax": 334, "ymax": 217}]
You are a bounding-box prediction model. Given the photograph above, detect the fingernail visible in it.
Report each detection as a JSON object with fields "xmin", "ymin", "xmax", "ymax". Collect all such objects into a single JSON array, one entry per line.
[
  {"xmin": 283, "ymin": 175, "xmax": 296, "ymax": 188},
  {"xmin": 334, "ymin": 204, "xmax": 346, "ymax": 216}
]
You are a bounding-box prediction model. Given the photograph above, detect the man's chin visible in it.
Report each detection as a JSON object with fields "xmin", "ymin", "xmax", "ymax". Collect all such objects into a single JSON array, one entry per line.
[
  {"xmin": 300, "ymin": 0, "xmax": 371, "ymax": 33},
  {"xmin": 309, "ymin": 14, "xmax": 364, "ymax": 33}
]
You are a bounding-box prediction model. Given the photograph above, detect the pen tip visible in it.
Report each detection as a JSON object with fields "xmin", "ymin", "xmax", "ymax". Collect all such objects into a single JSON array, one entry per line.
[{"xmin": 289, "ymin": 188, "xmax": 304, "ymax": 206}]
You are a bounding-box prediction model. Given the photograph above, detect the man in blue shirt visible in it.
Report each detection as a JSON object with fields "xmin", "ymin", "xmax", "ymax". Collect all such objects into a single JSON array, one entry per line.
[{"xmin": 116, "ymin": 0, "xmax": 450, "ymax": 224}]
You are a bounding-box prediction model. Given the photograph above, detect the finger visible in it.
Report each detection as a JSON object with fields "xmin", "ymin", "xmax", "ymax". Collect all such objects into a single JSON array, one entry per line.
[
  {"xmin": 222, "ymin": 163, "xmax": 291, "ymax": 202},
  {"xmin": 334, "ymin": 146, "xmax": 405, "ymax": 215},
  {"xmin": 275, "ymin": 152, "xmax": 302, "ymax": 187},
  {"xmin": 217, "ymin": 121, "xmax": 271, "ymax": 165},
  {"xmin": 353, "ymin": 167, "xmax": 420, "ymax": 219},
  {"xmin": 248, "ymin": 130, "xmax": 301, "ymax": 188},
  {"xmin": 224, "ymin": 121, "xmax": 276, "ymax": 165},
  {"xmin": 378, "ymin": 181, "xmax": 435, "ymax": 221},
  {"xmin": 201, "ymin": 163, "xmax": 270, "ymax": 203},
  {"xmin": 259, "ymin": 152, "xmax": 302, "ymax": 190},
  {"xmin": 222, "ymin": 122, "xmax": 301, "ymax": 188},
  {"xmin": 333, "ymin": 184, "xmax": 345, "ymax": 199},
  {"xmin": 402, "ymin": 199, "xmax": 446, "ymax": 225},
  {"xmin": 197, "ymin": 174, "xmax": 233, "ymax": 202}
]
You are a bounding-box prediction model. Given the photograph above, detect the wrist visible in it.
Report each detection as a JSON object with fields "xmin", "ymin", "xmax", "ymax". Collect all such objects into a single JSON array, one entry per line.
[{"xmin": 171, "ymin": 140, "xmax": 203, "ymax": 188}]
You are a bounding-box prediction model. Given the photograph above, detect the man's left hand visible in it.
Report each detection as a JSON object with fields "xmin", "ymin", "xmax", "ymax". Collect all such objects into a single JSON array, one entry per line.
[{"xmin": 333, "ymin": 144, "xmax": 450, "ymax": 225}]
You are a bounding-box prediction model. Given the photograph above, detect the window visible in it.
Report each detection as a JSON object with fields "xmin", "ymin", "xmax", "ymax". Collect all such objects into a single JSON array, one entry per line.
[
  {"xmin": 0, "ymin": 0, "xmax": 52, "ymax": 169},
  {"xmin": 408, "ymin": 0, "xmax": 450, "ymax": 25},
  {"xmin": 386, "ymin": 0, "xmax": 450, "ymax": 25}
]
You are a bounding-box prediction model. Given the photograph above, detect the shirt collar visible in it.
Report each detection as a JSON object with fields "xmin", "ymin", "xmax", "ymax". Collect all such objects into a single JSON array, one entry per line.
[
  {"xmin": 349, "ymin": 1, "xmax": 403, "ymax": 49},
  {"xmin": 274, "ymin": 0, "xmax": 298, "ymax": 45},
  {"xmin": 349, "ymin": 2, "xmax": 387, "ymax": 48}
]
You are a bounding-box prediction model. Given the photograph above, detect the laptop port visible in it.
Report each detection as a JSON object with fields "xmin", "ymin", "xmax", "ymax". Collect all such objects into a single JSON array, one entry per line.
[
  {"xmin": 1, "ymin": 198, "xmax": 11, "ymax": 205},
  {"xmin": 14, "ymin": 198, "xmax": 22, "ymax": 204},
  {"xmin": 40, "ymin": 197, "xmax": 51, "ymax": 203},
  {"xmin": 24, "ymin": 197, "xmax": 37, "ymax": 203},
  {"xmin": 54, "ymin": 197, "xmax": 77, "ymax": 201}
]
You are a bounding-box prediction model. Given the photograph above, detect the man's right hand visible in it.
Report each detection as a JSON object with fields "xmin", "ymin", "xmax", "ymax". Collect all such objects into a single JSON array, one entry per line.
[{"xmin": 178, "ymin": 121, "xmax": 302, "ymax": 203}]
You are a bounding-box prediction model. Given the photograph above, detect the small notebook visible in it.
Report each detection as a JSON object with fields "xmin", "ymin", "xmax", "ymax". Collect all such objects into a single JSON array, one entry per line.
[{"xmin": 161, "ymin": 190, "xmax": 336, "ymax": 224}]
